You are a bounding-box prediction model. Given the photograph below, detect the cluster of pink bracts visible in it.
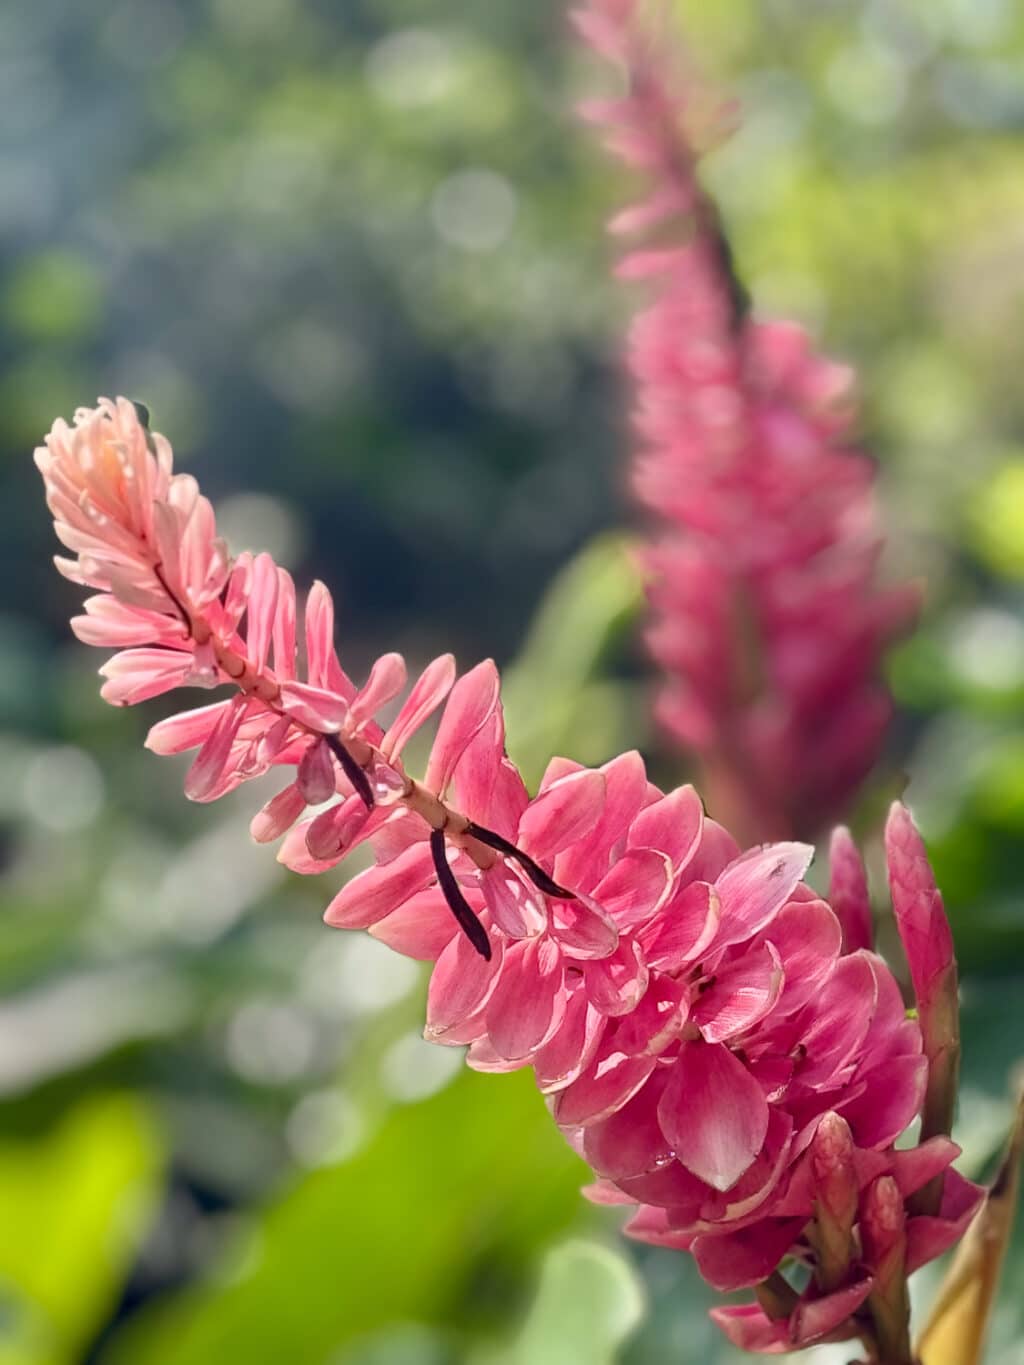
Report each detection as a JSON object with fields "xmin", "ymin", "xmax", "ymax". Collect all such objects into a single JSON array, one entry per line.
[
  {"xmin": 38, "ymin": 398, "xmax": 978, "ymax": 1357},
  {"xmin": 577, "ymin": 0, "xmax": 919, "ymax": 843}
]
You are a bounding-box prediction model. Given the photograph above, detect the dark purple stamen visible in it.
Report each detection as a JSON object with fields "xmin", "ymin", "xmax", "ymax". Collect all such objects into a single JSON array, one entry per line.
[
  {"xmin": 430, "ymin": 829, "xmax": 492, "ymax": 960},
  {"xmin": 324, "ymin": 734, "xmax": 374, "ymax": 810},
  {"xmin": 463, "ymin": 819, "xmax": 574, "ymax": 900}
]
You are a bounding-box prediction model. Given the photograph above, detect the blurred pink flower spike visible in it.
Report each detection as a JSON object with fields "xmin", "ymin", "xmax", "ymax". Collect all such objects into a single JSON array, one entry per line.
[
  {"xmin": 886, "ymin": 801, "xmax": 961, "ymax": 1209},
  {"xmin": 576, "ymin": 0, "xmax": 919, "ymax": 843}
]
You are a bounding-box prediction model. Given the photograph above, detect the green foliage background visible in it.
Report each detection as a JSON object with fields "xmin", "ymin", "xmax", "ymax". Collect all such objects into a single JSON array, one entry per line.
[{"xmin": 1, "ymin": 1, "xmax": 1022, "ymax": 1361}]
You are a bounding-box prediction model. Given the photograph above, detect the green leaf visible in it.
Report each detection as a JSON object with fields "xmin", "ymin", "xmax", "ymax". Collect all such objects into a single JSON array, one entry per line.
[
  {"xmin": 103, "ymin": 1069, "xmax": 592, "ymax": 1365},
  {"xmin": 0, "ymin": 1094, "xmax": 163, "ymax": 1365},
  {"xmin": 967, "ymin": 458, "xmax": 1024, "ymax": 581},
  {"xmin": 502, "ymin": 534, "xmax": 645, "ymax": 785}
]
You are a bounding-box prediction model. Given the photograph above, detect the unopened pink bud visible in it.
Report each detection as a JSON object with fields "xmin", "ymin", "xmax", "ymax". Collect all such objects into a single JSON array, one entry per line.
[
  {"xmin": 811, "ymin": 1112, "xmax": 858, "ymax": 1291},
  {"xmin": 862, "ymin": 1175, "xmax": 905, "ymax": 1270},
  {"xmin": 828, "ymin": 826, "xmax": 873, "ymax": 953},
  {"xmin": 861, "ymin": 1175, "xmax": 912, "ymax": 1364},
  {"xmin": 885, "ymin": 802, "xmax": 960, "ymax": 1199},
  {"xmin": 885, "ymin": 802, "xmax": 954, "ymax": 1016}
]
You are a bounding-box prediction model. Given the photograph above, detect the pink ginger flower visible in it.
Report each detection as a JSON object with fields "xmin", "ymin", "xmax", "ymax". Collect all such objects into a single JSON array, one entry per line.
[
  {"xmin": 38, "ymin": 401, "xmax": 976, "ymax": 1357},
  {"xmin": 576, "ymin": 0, "xmax": 918, "ymax": 843}
]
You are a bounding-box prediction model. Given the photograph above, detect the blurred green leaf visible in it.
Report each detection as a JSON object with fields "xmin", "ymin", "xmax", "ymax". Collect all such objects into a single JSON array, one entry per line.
[
  {"xmin": 502, "ymin": 534, "xmax": 644, "ymax": 784},
  {"xmin": 104, "ymin": 1069, "xmax": 592, "ymax": 1365},
  {"xmin": 967, "ymin": 458, "xmax": 1024, "ymax": 580},
  {"xmin": 0, "ymin": 1094, "xmax": 162, "ymax": 1365},
  {"xmin": 481, "ymin": 1240, "xmax": 644, "ymax": 1365},
  {"xmin": 3, "ymin": 252, "xmax": 102, "ymax": 344}
]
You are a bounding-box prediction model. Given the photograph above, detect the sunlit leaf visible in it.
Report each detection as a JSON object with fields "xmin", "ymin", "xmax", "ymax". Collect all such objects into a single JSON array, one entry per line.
[{"xmin": 0, "ymin": 1094, "xmax": 162, "ymax": 1364}]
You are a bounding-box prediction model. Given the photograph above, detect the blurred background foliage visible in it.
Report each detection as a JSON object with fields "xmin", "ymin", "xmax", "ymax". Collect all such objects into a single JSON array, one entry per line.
[{"xmin": 1, "ymin": 0, "xmax": 1023, "ymax": 1361}]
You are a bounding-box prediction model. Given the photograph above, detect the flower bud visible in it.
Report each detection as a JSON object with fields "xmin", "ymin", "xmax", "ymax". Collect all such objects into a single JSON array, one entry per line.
[
  {"xmin": 861, "ymin": 1175, "xmax": 912, "ymax": 1365},
  {"xmin": 886, "ymin": 801, "xmax": 961, "ymax": 1213},
  {"xmin": 811, "ymin": 1111, "xmax": 857, "ymax": 1291}
]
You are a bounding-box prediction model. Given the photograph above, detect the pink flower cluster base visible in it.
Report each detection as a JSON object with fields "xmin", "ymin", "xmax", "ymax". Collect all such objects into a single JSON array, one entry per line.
[{"xmin": 37, "ymin": 399, "xmax": 978, "ymax": 1355}]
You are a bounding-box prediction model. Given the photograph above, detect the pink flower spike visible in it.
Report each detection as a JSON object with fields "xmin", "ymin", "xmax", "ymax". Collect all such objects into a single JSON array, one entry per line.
[
  {"xmin": 577, "ymin": 0, "xmax": 918, "ymax": 842},
  {"xmin": 380, "ymin": 653, "xmax": 456, "ymax": 760},
  {"xmin": 658, "ymin": 1041, "xmax": 769, "ymax": 1191},
  {"xmin": 829, "ymin": 825, "xmax": 873, "ymax": 952}
]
